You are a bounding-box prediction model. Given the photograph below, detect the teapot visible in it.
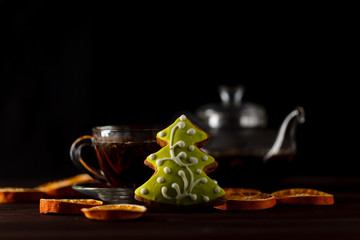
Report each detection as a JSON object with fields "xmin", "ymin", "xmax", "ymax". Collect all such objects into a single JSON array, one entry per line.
[{"xmin": 195, "ymin": 85, "xmax": 305, "ymax": 191}]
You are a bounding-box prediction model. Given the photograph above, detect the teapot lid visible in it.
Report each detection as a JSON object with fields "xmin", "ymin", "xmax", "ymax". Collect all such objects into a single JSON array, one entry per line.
[{"xmin": 196, "ymin": 85, "xmax": 267, "ymax": 129}]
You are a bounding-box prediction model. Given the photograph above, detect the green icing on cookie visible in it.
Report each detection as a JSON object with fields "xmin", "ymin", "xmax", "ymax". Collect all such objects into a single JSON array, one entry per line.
[{"xmin": 135, "ymin": 114, "xmax": 225, "ymax": 206}]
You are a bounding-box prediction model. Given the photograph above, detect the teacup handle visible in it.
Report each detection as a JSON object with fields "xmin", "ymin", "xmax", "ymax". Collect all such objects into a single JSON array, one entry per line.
[{"xmin": 70, "ymin": 135, "xmax": 106, "ymax": 182}]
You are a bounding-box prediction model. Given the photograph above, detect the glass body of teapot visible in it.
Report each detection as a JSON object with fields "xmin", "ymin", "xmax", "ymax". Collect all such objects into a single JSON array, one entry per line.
[{"xmin": 196, "ymin": 85, "xmax": 305, "ymax": 191}]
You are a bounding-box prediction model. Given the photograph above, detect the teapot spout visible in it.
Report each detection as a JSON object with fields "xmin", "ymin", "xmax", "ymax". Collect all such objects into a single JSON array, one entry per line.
[{"xmin": 263, "ymin": 107, "xmax": 305, "ymax": 162}]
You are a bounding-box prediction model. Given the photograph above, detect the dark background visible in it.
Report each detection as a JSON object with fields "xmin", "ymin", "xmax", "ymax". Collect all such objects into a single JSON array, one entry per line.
[{"xmin": 0, "ymin": 1, "xmax": 356, "ymax": 180}]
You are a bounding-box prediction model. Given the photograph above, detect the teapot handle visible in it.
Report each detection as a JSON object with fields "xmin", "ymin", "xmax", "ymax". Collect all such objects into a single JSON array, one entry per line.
[{"xmin": 263, "ymin": 107, "xmax": 305, "ymax": 162}]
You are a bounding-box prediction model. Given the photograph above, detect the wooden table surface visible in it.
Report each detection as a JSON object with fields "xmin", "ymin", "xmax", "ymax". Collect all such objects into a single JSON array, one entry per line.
[{"xmin": 1, "ymin": 176, "xmax": 360, "ymax": 240}]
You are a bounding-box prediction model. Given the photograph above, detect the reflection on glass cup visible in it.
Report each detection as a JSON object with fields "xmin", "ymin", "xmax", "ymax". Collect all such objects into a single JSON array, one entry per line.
[{"xmin": 70, "ymin": 126, "xmax": 160, "ymax": 188}]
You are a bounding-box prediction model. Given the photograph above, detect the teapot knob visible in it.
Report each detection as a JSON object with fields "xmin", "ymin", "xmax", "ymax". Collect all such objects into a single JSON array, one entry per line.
[
  {"xmin": 219, "ymin": 85, "xmax": 244, "ymax": 107},
  {"xmin": 196, "ymin": 85, "xmax": 267, "ymax": 129}
]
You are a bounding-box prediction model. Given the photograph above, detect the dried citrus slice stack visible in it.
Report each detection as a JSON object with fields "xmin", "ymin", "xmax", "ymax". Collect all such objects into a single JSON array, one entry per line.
[
  {"xmin": 40, "ymin": 199, "xmax": 103, "ymax": 214},
  {"xmin": 0, "ymin": 188, "xmax": 44, "ymax": 203},
  {"xmin": 272, "ymin": 188, "xmax": 334, "ymax": 205},
  {"xmin": 215, "ymin": 188, "xmax": 276, "ymax": 210},
  {"xmin": 81, "ymin": 204, "xmax": 147, "ymax": 221}
]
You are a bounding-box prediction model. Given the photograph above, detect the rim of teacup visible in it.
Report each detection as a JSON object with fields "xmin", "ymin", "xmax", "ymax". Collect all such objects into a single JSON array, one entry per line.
[{"xmin": 92, "ymin": 125, "xmax": 162, "ymax": 133}]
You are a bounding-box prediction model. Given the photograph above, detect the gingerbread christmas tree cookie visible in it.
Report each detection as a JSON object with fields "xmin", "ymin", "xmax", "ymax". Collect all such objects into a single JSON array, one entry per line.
[{"xmin": 134, "ymin": 115, "xmax": 226, "ymax": 208}]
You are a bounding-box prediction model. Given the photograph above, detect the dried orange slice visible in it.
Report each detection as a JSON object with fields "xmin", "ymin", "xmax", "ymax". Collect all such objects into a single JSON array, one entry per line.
[
  {"xmin": 36, "ymin": 174, "xmax": 93, "ymax": 198},
  {"xmin": 40, "ymin": 198, "xmax": 103, "ymax": 214},
  {"xmin": 215, "ymin": 188, "xmax": 276, "ymax": 210},
  {"xmin": 0, "ymin": 188, "xmax": 44, "ymax": 203},
  {"xmin": 81, "ymin": 204, "xmax": 147, "ymax": 221},
  {"xmin": 272, "ymin": 188, "xmax": 334, "ymax": 205}
]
